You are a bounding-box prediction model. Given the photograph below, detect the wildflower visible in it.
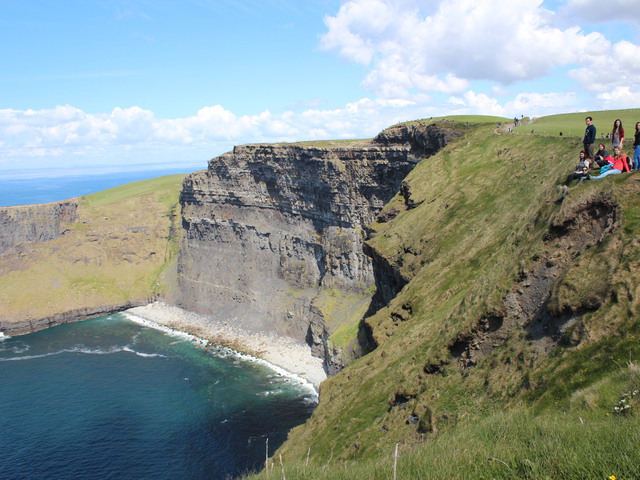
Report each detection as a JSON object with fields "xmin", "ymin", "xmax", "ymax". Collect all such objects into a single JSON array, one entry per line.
[{"xmin": 609, "ymin": 475, "xmax": 616, "ymax": 480}]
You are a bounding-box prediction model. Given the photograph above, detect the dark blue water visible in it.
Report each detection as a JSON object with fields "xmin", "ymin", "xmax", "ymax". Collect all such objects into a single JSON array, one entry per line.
[
  {"xmin": 0, "ymin": 166, "xmax": 203, "ymax": 207},
  {"xmin": 0, "ymin": 314, "xmax": 316, "ymax": 480}
]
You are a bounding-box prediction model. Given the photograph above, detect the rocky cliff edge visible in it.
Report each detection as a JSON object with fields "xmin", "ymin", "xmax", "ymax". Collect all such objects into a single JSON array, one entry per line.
[{"xmin": 176, "ymin": 123, "xmax": 463, "ymax": 372}]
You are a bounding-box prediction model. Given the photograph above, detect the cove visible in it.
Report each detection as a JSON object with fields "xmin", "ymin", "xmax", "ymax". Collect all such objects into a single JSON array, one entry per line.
[{"xmin": 0, "ymin": 313, "xmax": 316, "ymax": 480}]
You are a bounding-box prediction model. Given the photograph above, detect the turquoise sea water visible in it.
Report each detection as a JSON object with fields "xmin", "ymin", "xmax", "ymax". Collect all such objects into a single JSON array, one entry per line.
[{"xmin": 0, "ymin": 314, "xmax": 316, "ymax": 480}]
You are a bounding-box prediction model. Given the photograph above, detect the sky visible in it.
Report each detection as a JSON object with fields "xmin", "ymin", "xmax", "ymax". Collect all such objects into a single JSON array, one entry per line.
[{"xmin": 1, "ymin": 0, "xmax": 640, "ymax": 173}]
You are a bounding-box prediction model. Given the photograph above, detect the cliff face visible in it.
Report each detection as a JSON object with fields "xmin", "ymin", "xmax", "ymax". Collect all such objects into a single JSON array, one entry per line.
[
  {"xmin": 177, "ymin": 143, "xmax": 410, "ymax": 368},
  {"xmin": 0, "ymin": 201, "xmax": 78, "ymax": 254},
  {"xmin": 177, "ymin": 124, "xmax": 461, "ymax": 370},
  {"xmin": 0, "ymin": 123, "xmax": 460, "ymax": 373}
]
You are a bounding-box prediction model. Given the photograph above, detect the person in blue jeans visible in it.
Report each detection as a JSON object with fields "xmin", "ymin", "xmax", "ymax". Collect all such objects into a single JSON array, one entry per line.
[
  {"xmin": 633, "ymin": 121, "xmax": 640, "ymax": 171},
  {"xmin": 589, "ymin": 146, "xmax": 630, "ymax": 179}
]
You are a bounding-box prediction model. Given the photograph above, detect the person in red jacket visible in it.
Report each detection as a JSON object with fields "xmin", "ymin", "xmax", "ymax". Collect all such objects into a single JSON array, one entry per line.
[{"xmin": 589, "ymin": 146, "xmax": 630, "ymax": 179}]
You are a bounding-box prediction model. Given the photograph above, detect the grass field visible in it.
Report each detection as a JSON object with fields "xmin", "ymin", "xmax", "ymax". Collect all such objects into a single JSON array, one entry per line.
[
  {"xmin": 250, "ymin": 407, "xmax": 640, "ymax": 480},
  {"xmin": 514, "ymin": 108, "xmax": 640, "ymax": 144}
]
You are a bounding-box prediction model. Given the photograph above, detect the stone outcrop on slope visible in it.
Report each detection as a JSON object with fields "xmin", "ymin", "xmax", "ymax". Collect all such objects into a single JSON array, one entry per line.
[
  {"xmin": 176, "ymin": 124, "xmax": 460, "ymax": 372},
  {"xmin": 0, "ymin": 201, "xmax": 78, "ymax": 254}
]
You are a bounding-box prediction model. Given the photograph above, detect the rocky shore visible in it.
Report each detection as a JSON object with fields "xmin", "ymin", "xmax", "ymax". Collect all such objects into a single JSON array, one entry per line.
[{"xmin": 125, "ymin": 301, "xmax": 327, "ymax": 389}]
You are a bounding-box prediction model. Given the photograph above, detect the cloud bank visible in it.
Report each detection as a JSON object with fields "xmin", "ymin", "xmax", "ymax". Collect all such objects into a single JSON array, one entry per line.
[
  {"xmin": 0, "ymin": 99, "xmax": 430, "ymax": 170},
  {"xmin": 320, "ymin": 0, "xmax": 640, "ymax": 104}
]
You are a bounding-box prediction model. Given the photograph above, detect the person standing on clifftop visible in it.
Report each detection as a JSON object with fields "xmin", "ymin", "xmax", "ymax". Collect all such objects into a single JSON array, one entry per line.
[
  {"xmin": 611, "ymin": 119, "xmax": 625, "ymax": 150},
  {"xmin": 633, "ymin": 121, "xmax": 640, "ymax": 171},
  {"xmin": 583, "ymin": 116, "xmax": 597, "ymax": 161}
]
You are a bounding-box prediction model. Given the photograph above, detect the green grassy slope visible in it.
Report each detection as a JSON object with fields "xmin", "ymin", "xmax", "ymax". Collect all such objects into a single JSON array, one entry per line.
[
  {"xmin": 406, "ymin": 114, "xmax": 511, "ymax": 125},
  {"xmin": 514, "ymin": 108, "xmax": 640, "ymax": 141},
  {"xmin": 248, "ymin": 115, "xmax": 640, "ymax": 479},
  {"xmin": 0, "ymin": 174, "xmax": 186, "ymax": 324}
]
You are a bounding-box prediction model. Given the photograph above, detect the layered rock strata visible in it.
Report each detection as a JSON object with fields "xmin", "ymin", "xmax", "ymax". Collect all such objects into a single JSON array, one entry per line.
[
  {"xmin": 0, "ymin": 122, "xmax": 458, "ymax": 375},
  {"xmin": 0, "ymin": 201, "xmax": 78, "ymax": 254},
  {"xmin": 177, "ymin": 124, "xmax": 458, "ymax": 371}
]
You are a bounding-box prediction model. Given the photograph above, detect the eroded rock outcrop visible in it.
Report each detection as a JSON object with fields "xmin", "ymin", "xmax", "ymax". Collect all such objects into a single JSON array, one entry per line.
[{"xmin": 0, "ymin": 201, "xmax": 78, "ymax": 254}]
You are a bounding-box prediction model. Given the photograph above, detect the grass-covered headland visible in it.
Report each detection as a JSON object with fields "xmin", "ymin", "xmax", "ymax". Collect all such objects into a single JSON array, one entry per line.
[
  {"xmin": 0, "ymin": 174, "xmax": 186, "ymax": 325},
  {"xmin": 246, "ymin": 110, "xmax": 640, "ymax": 479}
]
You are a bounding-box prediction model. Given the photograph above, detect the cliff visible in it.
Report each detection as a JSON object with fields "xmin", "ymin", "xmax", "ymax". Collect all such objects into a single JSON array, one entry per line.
[
  {"xmin": 0, "ymin": 201, "xmax": 78, "ymax": 254},
  {"xmin": 3, "ymin": 114, "xmax": 640, "ymax": 478},
  {"xmin": 176, "ymin": 125, "xmax": 462, "ymax": 372},
  {"xmin": 269, "ymin": 120, "xmax": 640, "ymax": 474},
  {"xmin": 0, "ymin": 175, "xmax": 185, "ymax": 335}
]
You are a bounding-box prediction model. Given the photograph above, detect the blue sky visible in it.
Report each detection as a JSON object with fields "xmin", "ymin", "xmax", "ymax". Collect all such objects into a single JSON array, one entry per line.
[{"xmin": 1, "ymin": 0, "xmax": 640, "ymax": 173}]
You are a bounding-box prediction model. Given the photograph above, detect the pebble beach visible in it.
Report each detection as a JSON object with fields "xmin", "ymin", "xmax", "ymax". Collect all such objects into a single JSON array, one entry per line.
[{"xmin": 125, "ymin": 301, "xmax": 327, "ymax": 390}]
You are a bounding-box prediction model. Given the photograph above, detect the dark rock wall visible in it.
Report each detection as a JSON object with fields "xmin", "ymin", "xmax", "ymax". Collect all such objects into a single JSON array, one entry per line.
[
  {"xmin": 0, "ymin": 201, "xmax": 78, "ymax": 254},
  {"xmin": 177, "ymin": 142, "xmax": 419, "ymax": 362},
  {"xmin": 0, "ymin": 301, "xmax": 146, "ymax": 336},
  {"xmin": 372, "ymin": 122, "xmax": 462, "ymax": 157},
  {"xmin": 0, "ymin": 122, "xmax": 458, "ymax": 373}
]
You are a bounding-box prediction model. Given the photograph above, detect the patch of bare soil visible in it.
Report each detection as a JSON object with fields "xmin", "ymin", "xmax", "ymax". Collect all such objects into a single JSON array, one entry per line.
[{"xmin": 449, "ymin": 192, "xmax": 619, "ymax": 370}]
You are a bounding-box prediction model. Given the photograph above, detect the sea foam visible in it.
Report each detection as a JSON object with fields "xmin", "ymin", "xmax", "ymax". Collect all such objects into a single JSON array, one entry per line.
[
  {"xmin": 0, "ymin": 344, "xmax": 165, "ymax": 362},
  {"xmin": 123, "ymin": 311, "xmax": 319, "ymax": 401}
]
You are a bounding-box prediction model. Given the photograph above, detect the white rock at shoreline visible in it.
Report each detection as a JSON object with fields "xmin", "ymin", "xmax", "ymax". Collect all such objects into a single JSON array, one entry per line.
[{"xmin": 125, "ymin": 302, "xmax": 327, "ymax": 390}]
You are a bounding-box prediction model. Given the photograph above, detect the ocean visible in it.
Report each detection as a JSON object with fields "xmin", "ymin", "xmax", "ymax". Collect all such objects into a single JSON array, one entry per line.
[
  {"xmin": 0, "ymin": 166, "xmax": 203, "ymax": 207},
  {"xmin": 0, "ymin": 313, "xmax": 316, "ymax": 480}
]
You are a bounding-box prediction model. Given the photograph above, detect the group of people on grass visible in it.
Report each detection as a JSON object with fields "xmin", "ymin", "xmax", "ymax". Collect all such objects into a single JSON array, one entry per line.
[{"xmin": 565, "ymin": 117, "xmax": 640, "ymax": 186}]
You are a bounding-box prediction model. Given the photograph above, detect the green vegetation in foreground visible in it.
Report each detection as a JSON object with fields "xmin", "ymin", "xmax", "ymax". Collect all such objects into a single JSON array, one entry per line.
[
  {"xmin": 0, "ymin": 174, "xmax": 186, "ymax": 322},
  {"xmin": 245, "ymin": 112, "xmax": 640, "ymax": 478},
  {"xmin": 249, "ymin": 407, "xmax": 640, "ymax": 480},
  {"xmin": 513, "ymin": 107, "xmax": 640, "ymax": 140}
]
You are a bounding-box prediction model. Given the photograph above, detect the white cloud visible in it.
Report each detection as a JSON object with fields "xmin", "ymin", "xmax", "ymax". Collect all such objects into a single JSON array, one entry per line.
[
  {"xmin": 0, "ymin": 99, "xmax": 435, "ymax": 170},
  {"xmin": 506, "ymin": 91, "xmax": 579, "ymax": 117},
  {"xmin": 567, "ymin": 40, "xmax": 640, "ymax": 104},
  {"xmin": 597, "ymin": 86, "xmax": 640, "ymax": 109},
  {"xmin": 319, "ymin": 0, "xmax": 638, "ymax": 103},
  {"xmin": 320, "ymin": 0, "xmax": 393, "ymax": 64},
  {"xmin": 448, "ymin": 91, "xmax": 506, "ymax": 116}
]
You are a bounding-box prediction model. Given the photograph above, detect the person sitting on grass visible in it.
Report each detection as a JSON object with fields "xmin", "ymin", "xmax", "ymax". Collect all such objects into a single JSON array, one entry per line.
[
  {"xmin": 565, "ymin": 151, "xmax": 591, "ymax": 186},
  {"xmin": 588, "ymin": 146, "xmax": 630, "ymax": 180},
  {"xmin": 594, "ymin": 143, "xmax": 612, "ymax": 167}
]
